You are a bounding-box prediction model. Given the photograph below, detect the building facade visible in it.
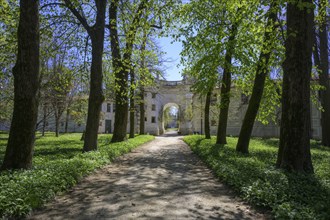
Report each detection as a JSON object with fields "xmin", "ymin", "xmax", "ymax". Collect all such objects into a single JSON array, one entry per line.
[
  {"xmin": 98, "ymin": 79, "xmax": 323, "ymax": 139},
  {"xmin": 1, "ymin": 79, "xmax": 324, "ymax": 139}
]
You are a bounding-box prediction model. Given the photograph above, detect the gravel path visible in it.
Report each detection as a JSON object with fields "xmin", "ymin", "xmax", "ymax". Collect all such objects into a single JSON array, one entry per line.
[{"xmin": 29, "ymin": 133, "xmax": 268, "ymax": 220}]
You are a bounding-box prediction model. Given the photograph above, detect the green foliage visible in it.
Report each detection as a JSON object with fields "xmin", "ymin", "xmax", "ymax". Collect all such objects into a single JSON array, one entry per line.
[
  {"xmin": 184, "ymin": 135, "xmax": 330, "ymax": 219},
  {"xmin": 0, "ymin": 0, "xmax": 18, "ymax": 125},
  {"xmin": 69, "ymin": 96, "xmax": 88, "ymax": 125},
  {"xmin": 177, "ymin": 0, "xmax": 285, "ymax": 125},
  {"xmin": 0, "ymin": 133, "xmax": 154, "ymax": 218}
]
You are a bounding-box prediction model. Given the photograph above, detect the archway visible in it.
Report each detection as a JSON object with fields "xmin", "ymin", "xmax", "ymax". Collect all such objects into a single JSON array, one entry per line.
[{"xmin": 160, "ymin": 103, "xmax": 180, "ymax": 135}]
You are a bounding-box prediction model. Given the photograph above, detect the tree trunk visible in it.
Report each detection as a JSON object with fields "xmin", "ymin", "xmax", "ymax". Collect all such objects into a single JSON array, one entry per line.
[
  {"xmin": 236, "ymin": 4, "xmax": 278, "ymax": 154},
  {"xmin": 64, "ymin": 0, "xmax": 107, "ymax": 151},
  {"xmin": 139, "ymin": 89, "xmax": 145, "ymax": 134},
  {"xmin": 318, "ymin": 10, "xmax": 330, "ymax": 147},
  {"xmin": 204, "ymin": 91, "xmax": 211, "ymax": 139},
  {"xmin": 65, "ymin": 107, "xmax": 70, "ymax": 133},
  {"xmin": 139, "ymin": 30, "xmax": 147, "ymax": 135},
  {"xmin": 1, "ymin": 0, "xmax": 40, "ymax": 170},
  {"xmin": 110, "ymin": 0, "xmax": 147, "ymax": 142},
  {"xmin": 112, "ymin": 73, "xmax": 129, "ymax": 142},
  {"xmin": 276, "ymin": 0, "xmax": 314, "ymax": 173},
  {"xmin": 82, "ymin": 2, "xmax": 106, "ymax": 152},
  {"xmin": 110, "ymin": 0, "xmax": 128, "ymax": 142},
  {"xmin": 216, "ymin": 22, "xmax": 239, "ymax": 145},
  {"xmin": 129, "ymin": 70, "xmax": 135, "ymax": 138},
  {"xmin": 42, "ymin": 103, "xmax": 47, "ymax": 136},
  {"xmin": 81, "ymin": 131, "xmax": 85, "ymax": 141},
  {"xmin": 55, "ymin": 113, "xmax": 60, "ymax": 137}
]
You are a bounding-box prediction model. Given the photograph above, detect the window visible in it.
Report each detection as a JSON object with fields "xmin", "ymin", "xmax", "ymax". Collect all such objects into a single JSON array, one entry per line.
[
  {"xmin": 152, "ymin": 93, "xmax": 156, "ymax": 98},
  {"xmin": 145, "ymin": 117, "xmax": 147, "ymax": 122},
  {"xmin": 99, "ymin": 121, "xmax": 102, "ymax": 126},
  {"xmin": 113, "ymin": 104, "xmax": 116, "ymax": 112},
  {"xmin": 61, "ymin": 122, "xmax": 64, "ymax": 127},
  {"xmin": 152, "ymin": 104, "xmax": 156, "ymax": 111},
  {"xmin": 107, "ymin": 103, "xmax": 111, "ymax": 112},
  {"xmin": 151, "ymin": 116, "xmax": 156, "ymax": 123}
]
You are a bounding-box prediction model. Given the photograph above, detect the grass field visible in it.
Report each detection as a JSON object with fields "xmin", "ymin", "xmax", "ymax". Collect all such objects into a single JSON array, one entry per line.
[
  {"xmin": 184, "ymin": 136, "xmax": 330, "ymax": 220},
  {"xmin": 0, "ymin": 132, "xmax": 154, "ymax": 218}
]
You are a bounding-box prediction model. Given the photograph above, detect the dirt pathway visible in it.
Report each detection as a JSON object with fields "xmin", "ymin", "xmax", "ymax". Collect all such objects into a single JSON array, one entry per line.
[{"xmin": 29, "ymin": 133, "xmax": 268, "ymax": 220}]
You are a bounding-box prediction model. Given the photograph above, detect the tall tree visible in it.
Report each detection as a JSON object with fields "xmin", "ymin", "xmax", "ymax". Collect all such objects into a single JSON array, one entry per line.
[
  {"xmin": 204, "ymin": 90, "xmax": 212, "ymax": 139},
  {"xmin": 216, "ymin": 20, "xmax": 239, "ymax": 145},
  {"xmin": 276, "ymin": 0, "xmax": 314, "ymax": 173},
  {"xmin": 236, "ymin": 3, "xmax": 278, "ymax": 153},
  {"xmin": 178, "ymin": 1, "xmax": 266, "ymax": 144},
  {"xmin": 129, "ymin": 67, "xmax": 136, "ymax": 138},
  {"xmin": 318, "ymin": 0, "xmax": 330, "ymax": 147},
  {"xmin": 63, "ymin": 0, "xmax": 107, "ymax": 151},
  {"xmin": 110, "ymin": 0, "xmax": 147, "ymax": 142},
  {"xmin": 139, "ymin": 30, "xmax": 147, "ymax": 135},
  {"xmin": 49, "ymin": 65, "xmax": 73, "ymax": 137},
  {"xmin": 1, "ymin": 0, "xmax": 40, "ymax": 170}
]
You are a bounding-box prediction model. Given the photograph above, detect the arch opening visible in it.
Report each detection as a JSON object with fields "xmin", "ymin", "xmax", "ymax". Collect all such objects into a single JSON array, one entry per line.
[{"xmin": 160, "ymin": 103, "xmax": 181, "ymax": 135}]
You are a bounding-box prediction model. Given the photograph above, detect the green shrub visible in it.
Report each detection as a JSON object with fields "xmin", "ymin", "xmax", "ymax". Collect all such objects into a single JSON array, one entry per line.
[
  {"xmin": 184, "ymin": 135, "xmax": 330, "ymax": 220},
  {"xmin": 0, "ymin": 133, "xmax": 154, "ymax": 218}
]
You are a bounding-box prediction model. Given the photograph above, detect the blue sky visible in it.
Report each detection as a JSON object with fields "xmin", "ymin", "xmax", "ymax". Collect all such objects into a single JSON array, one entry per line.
[{"xmin": 158, "ymin": 37, "xmax": 184, "ymax": 81}]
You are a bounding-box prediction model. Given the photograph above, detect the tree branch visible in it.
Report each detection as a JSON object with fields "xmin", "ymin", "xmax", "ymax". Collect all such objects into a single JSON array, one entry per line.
[
  {"xmin": 40, "ymin": 3, "xmax": 66, "ymax": 11},
  {"xmin": 63, "ymin": 0, "xmax": 91, "ymax": 33}
]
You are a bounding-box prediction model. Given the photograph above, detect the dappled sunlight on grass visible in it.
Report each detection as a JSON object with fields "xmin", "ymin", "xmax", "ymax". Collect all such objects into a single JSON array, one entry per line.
[
  {"xmin": 184, "ymin": 135, "xmax": 330, "ymax": 219},
  {"xmin": 0, "ymin": 132, "xmax": 154, "ymax": 218}
]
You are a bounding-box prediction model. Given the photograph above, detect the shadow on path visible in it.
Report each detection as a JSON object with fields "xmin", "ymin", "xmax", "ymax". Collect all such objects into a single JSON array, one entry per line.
[{"xmin": 29, "ymin": 136, "xmax": 267, "ymax": 220}]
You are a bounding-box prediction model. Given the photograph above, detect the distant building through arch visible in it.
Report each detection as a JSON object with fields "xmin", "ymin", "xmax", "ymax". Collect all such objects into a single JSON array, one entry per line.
[{"xmin": 99, "ymin": 78, "xmax": 195, "ymax": 135}]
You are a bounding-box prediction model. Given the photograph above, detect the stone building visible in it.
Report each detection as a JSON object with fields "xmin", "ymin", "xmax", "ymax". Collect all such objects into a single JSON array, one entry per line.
[
  {"xmin": 98, "ymin": 79, "xmax": 194, "ymax": 135},
  {"xmin": 1, "ymin": 78, "xmax": 323, "ymax": 139},
  {"xmin": 98, "ymin": 79, "xmax": 323, "ymax": 139}
]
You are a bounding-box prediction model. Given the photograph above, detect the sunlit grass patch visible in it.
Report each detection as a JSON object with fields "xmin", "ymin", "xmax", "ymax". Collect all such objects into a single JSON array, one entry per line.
[
  {"xmin": 0, "ymin": 132, "xmax": 154, "ymax": 218},
  {"xmin": 184, "ymin": 135, "xmax": 330, "ymax": 219}
]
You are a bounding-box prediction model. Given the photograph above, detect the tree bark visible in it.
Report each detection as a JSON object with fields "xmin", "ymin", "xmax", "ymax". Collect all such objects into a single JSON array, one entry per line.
[
  {"xmin": 139, "ymin": 89, "xmax": 145, "ymax": 134},
  {"xmin": 109, "ymin": 0, "xmax": 128, "ymax": 142},
  {"xmin": 129, "ymin": 69, "xmax": 135, "ymax": 138},
  {"xmin": 111, "ymin": 0, "xmax": 147, "ymax": 142},
  {"xmin": 65, "ymin": 107, "xmax": 70, "ymax": 133},
  {"xmin": 83, "ymin": 33, "xmax": 105, "ymax": 151},
  {"xmin": 1, "ymin": 0, "xmax": 40, "ymax": 170},
  {"xmin": 236, "ymin": 4, "xmax": 278, "ymax": 154},
  {"xmin": 42, "ymin": 103, "xmax": 47, "ymax": 136},
  {"xmin": 204, "ymin": 90, "xmax": 211, "ymax": 139},
  {"xmin": 55, "ymin": 112, "xmax": 60, "ymax": 137},
  {"xmin": 82, "ymin": 1, "xmax": 106, "ymax": 152},
  {"xmin": 318, "ymin": 8, "xmax": 330, "ymax": 147},
  {"xmin": 139, "ymin": 30, "xmax": 147, "ymax": 135},
  {"xmin": 63, "ymin": 0, "xmax": 106, "ymax": 151},
  {"xmin": 216, "ymin": 22, "xmax": 239, "ymax": 145},
  {"xmin": 64, "ymin": 0, "xmax": 106, "ymax": 151},
  {"xmin": 276, "ymin": 0, "xmax": 314, "ymax": 173}
]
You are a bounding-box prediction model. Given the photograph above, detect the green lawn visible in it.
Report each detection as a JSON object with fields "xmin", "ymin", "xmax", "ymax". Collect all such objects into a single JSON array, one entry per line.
[
  {"xmin": 184, "ymin": 135, "xmax": 330, "ymax": 220},
  {"xmin": 0, "ymin": 132, "xmax": 154, "ymax": 218}
]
